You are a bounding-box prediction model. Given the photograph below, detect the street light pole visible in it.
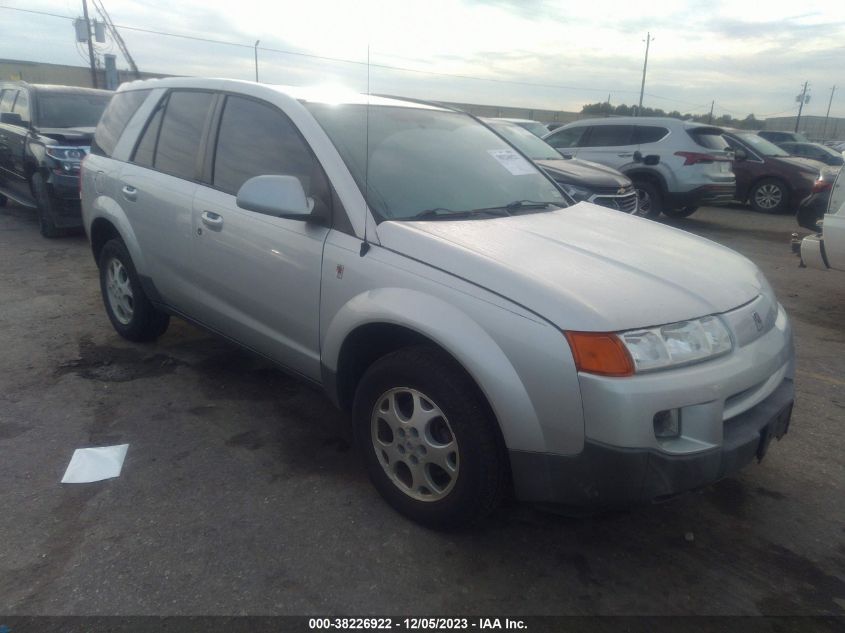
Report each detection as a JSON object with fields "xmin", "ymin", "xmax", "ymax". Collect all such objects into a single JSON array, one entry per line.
[
  {"xmin": 795, "ymin": 80, "xmax": 809, "ymax": 133},
  {"xmin": 637, "ymin": 32, "xmax": 653, "ymax": 117},
  {"xmin": 823, "ymin": 85, "xmax": 836, "ymax": 139},
  {"xmin": 254, "ymin": 40, "xmax": 260, "ymax": 82}
]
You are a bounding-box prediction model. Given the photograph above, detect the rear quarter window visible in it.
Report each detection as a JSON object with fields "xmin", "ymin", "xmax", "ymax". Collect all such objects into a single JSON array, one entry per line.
[
  {"xmin": 91, "ymin": 90, "xmax": 150, "ymax": 157},
  {"xmin": 687, "ymin": 128, "xmax": 730, "ymax": 151}
]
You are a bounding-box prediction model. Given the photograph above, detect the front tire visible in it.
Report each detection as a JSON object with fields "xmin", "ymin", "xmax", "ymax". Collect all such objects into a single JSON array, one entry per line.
[
  {"xmin": 31, "ymin": 173, "xmax": 61, "ymax": 238},
  {"xmin": 353, "ymin": 346, "xmax": 507, "ymax": 528},
  {"xmin": 98, "ymin": 238, "xmax": 170, "ymax": 342},
  {"xmin": 633, "ymin": 180, "xmax": 663, "ymax": 219},
  {"xmin": 750, "ymin": 178, "xmax": 789, "ymax": 213}
]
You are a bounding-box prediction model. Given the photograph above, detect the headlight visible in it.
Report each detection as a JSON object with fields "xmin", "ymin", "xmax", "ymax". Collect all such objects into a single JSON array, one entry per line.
[
  {"xmin": 620, "ymin": 316, "xmax": 733, "ymax": 372},
  {"xmin": 46, "ymin": 146, "xmax": 87, "ymax": 161},
  {"xmin": 560, "ymin": 183, "xmax": 592, "ymax": 201}
]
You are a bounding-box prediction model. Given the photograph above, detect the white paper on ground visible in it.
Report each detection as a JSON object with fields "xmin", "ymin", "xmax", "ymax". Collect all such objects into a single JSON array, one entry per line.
[{"xmin": 61, "ymin": 444, "xmax": 129, "ymax": 483}]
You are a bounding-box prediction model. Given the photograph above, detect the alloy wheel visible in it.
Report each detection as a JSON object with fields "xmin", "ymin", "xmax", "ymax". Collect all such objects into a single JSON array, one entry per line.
[
  {"xmin": 105, "ymin": 257, "xmax": 134, "ymax": 325},
  {"xmin": 371, "ymin": 387, "xmax": 459, "ymax": 502},
  {"xmin": 755, "ymin": 183, "xmax": 783, "ymax": 210}
]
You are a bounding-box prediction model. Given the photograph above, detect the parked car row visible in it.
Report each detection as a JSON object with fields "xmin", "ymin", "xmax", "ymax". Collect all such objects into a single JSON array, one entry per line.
[
  {"xmin": 77, "ymin": 77, "xmax": 795, "ymax": 527},
  {"xmin": 519, "ymin": 117, "xmax": 839, "ymax": 219}
]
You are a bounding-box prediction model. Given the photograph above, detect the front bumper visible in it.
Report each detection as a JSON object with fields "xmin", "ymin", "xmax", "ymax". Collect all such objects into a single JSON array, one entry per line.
[
  {"xmin": 511, "ymin": 297, "xmax": 794, "ymax": 507},
  {"xmin": 510, "ymin": 376, "xmax": 793, "ymax": 506},
  {"xmin": 46, "ymin": 172, "xmax": 83, "ymax": 228}
]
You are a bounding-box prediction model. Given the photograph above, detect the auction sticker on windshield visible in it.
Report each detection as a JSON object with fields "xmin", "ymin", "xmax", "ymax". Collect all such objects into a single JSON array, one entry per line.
[{"xmin": 487, "ymin": 149, "xmax": 536, "ymax": 175}]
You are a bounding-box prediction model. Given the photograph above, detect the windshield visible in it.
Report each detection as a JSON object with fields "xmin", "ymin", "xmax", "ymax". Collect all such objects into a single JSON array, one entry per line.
[
  {"xmin": 735, "ymin": 133, "xmax": 789, "ymax": 157},
  {"xmin": 486, "ymin": 120, "xmax": 562, "ymax": 161},
  {"xmin": 305, "ymin": 103, "xmax": 566, "ymax": 221},
  {"xmin": 37, "ymin": 92, "xmax": 111, "ymax": 128}
]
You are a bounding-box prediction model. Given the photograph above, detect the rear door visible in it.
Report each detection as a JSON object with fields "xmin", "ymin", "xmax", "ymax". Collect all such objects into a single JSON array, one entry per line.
[
  {"xmin": 188, "ymin": 93, "xmax": 331, "ymax": 379},
  {"xmin": 117, "ymin": 89, "xmax": 216, "ymax": 310}
]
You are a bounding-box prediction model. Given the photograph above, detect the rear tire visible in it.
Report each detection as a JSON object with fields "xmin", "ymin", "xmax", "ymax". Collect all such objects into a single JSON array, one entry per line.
[
  {"xmin": 98, "ymin": 238, "xmax": 170, "ymax": 342},
  {"xmin": 662, "ymin": 206, "xmax": 699, "ymax": 218},
  {"xmin": 353, "ymin": 345, "xmax": 507, "ymax": 528},
  {"xmin": 633, "ymin": 180, "xmax": 663, "ymax": 219},
  {"xmin": 750, "ymin": 178, "xmax": 789, "ymax": 214},
  {"xmin": 32, "ymin": 173, "xmax": 61, "ymax": 238}
]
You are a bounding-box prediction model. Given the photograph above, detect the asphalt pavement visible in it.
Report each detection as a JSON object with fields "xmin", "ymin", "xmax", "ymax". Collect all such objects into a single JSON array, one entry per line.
[{"xmin": 0, "ymin": 202, "xmax": 843, "ymax": 617}]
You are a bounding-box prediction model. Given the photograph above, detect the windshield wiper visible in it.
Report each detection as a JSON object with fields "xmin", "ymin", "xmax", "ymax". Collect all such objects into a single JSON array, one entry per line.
[{"xmin": 410, "ymin": 207, "xmax": 511, "ymax": 221}]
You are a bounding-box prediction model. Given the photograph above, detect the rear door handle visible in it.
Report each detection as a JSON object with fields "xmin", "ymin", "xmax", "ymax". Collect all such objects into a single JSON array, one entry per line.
[
  {"xmin": 201, "ymin": 210, "xmax": 223, "ymax": 229},
  {"xmin": 121, "ymin": 185, "xmax": 137, "ymax": 201}
]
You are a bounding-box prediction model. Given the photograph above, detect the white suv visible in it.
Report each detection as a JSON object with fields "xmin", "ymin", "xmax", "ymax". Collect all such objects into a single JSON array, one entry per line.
[{"xmin": 544, "ymin": 117, "xmax": 735, "ymax": 218}]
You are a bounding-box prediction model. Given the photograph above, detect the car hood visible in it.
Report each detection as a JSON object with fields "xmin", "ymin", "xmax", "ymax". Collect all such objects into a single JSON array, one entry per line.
[
  {"xmin": 35, "ymin": 127, "xmax": 95, "ymax": 144},
  {"xmin": 536, "ymin": 158, "xmax": 631, "ymax": 188},
  {"xmin": 769, "ymin": 155, "xmax": 826, "ymax": 173},
  {"xmin": 376, "ymin": 203, "xmax": 765, "ymax": 332}
]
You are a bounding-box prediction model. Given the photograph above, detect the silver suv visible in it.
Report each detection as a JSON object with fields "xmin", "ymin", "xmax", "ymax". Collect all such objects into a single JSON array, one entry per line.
[
  {"xmin": 544, "ymin": 117, "xmax": 736, "ymax": 219},
  {"xmin": 82, "ymin": 78, "xmax": 794, "ymax": 527}
]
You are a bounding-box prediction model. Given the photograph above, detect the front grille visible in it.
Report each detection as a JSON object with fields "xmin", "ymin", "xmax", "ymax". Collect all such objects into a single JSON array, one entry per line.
[{"xmin": 592, "ymin": 191, "xmax": 638, "ymax": 214}]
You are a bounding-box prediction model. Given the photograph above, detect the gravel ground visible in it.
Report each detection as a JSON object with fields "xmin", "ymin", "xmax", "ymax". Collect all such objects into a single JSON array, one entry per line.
[{"xmin": 0, "ymin": 201, "xmax": 843, "ymax": 617}]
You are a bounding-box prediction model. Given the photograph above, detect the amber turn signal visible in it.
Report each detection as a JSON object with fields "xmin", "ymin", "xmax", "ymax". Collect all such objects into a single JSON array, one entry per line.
[{"xmin": 565, "ymin": 332, "xmax": 635, "ymax": 377}]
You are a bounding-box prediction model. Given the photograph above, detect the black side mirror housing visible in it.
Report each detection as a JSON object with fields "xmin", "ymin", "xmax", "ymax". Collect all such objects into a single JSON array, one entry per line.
[
  {"xmin": 643, "ymin": 154, "xmax": 660, "ymax": 166},
  {"xmin": 632, "ymin": 150, "xmax": 643, "ymax": 163},
  {"xmin": 734, "ymin": 148, "xmax": 747, "ymax": 161}
]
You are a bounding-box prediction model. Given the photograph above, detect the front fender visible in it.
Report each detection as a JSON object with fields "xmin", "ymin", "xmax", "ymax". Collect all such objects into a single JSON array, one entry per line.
[{"xmin": 322, "ymin": 287, "xmax": 571, "ymax": 454}]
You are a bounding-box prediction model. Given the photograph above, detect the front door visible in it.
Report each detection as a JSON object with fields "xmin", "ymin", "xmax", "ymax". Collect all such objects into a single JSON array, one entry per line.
[{"xmin": 189, "ymin": 94, "xmax": 331, "ymax": 380}]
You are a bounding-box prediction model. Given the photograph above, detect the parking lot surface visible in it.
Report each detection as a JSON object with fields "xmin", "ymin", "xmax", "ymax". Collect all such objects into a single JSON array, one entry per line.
[{"xmin": 0, "ymin": 203, "xmax": 843, "ymax": 616}]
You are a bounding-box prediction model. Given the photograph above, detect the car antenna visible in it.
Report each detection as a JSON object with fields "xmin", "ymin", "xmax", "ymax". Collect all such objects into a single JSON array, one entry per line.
[{"xmin": 360, "ymin": 43, "xmax": 371, "ymax": 257}]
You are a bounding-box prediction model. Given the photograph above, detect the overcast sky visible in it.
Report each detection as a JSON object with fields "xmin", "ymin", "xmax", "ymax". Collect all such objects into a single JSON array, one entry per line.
[{"xmin": 2, "ymin": 0, "xmax": 844, "ymax": 118}]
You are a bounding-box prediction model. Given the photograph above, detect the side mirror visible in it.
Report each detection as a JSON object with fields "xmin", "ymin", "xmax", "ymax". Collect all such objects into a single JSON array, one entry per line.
[
  {"xmin": 0, "ymin": 112, "xmax": 24, "ymax": 126},
  {"xmin": 236, "ymin": 175, "xmax": 314, "ymax": 219},
  {"xmin": 734, "ymin": 148, "xmax": 747, "ymax": 161},
  {"xmin": 643, "ymin": 154, "xmax": 660, "ymax": 166},
  {"xmin": 561, "ymin": 152, "xmax": 574, "ymax": 160}
]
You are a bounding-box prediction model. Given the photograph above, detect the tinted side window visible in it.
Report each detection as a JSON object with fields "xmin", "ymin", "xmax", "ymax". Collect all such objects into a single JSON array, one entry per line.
[
  {"xmin": 91, "ymin": 89, "xmax": 150, "ymax": 157},
  {"xmin": 633, "ymin": 126, "xmax": 668, "ymax": 144},
  {"xmin": 154, "ymin": 91, "xmax": 215, "ymax": 181},
  {"xmin": 545, "ymin": 125, "xmax": 586, "ymax": 149},
  {"xmin": 11, "ymin": 90, "xmax": 29, "ymax": 123},
  {"xmin": 0, "ymin": 89, "xmax": 18, "ymax": 113},
  {"xmin": 213, "ymin": 95, "xmax": 322, "ymax": 199},
  {"xmin": 132, "ymin": 105, "xmax": 164, "ymax": 168},
  {"xmin": 584, "ymin": 125, "xmax": 634, "ymax": 147}
]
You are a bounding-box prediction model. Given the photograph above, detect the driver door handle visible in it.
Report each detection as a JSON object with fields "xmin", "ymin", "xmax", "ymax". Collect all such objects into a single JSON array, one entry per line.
[{"xmin": 617, "ymin": 152, "xmax": 634, "ymax": 157}]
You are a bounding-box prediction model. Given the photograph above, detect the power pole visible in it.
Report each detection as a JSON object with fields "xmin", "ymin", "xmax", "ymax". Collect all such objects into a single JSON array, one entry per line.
[
  {"xmin": 795, "ymin": 81, "xmax": 809, "ymax": 133},
  {"xmin": 637, "ymin": 32, "xmax": 654, "ymax": 117},
  {"xmin": 82, "ymin": 0, "xmax": 98, "ymax": 88},
  {"xmin": 708, "ymin": 100, "xmax": 714, "ymax": 124},
  {"xmin": 254, "ymin": 40, "xmax": 260, "ymax": 82},
  {"xmin": 93, "ymin": 0, "xmax": 140, "ymax": 79},
  {"xmin": 823, "ymin": 85, "xmax": 836, "ymax": 139}
]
